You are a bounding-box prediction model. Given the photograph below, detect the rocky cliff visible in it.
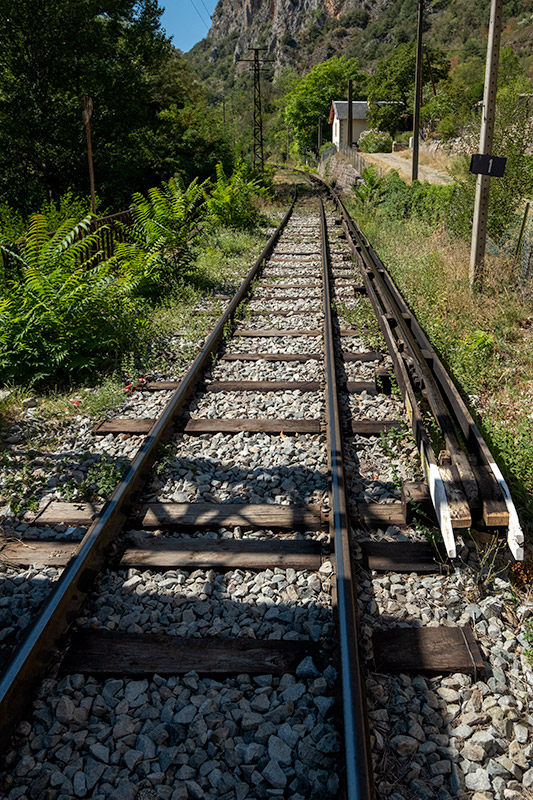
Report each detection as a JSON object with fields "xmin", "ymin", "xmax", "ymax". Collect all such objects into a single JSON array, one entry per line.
[
  {"xmin": 189, "ymin": 0, "xmax": 533, "ymax": 82},
  {"xmin": 203, "ymin": 0, "xmax": 388, "ymax": 71}
]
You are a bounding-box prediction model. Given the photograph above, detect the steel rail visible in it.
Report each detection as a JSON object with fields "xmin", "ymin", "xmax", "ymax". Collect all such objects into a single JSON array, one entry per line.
[
  {"xmin": 0, "ymin": 198, "xmax": 296, "ymax": 751},
  {"xmin": 308, "ymin": 175, "xmax": 459, "ymax": 557},
  {"xmin": 330, "ymin": 193, "xmax": 480, "ymax": 518},
  {"xmin": 328, "ymin": 186, "xmax": 521, "ymax": 557},
  {"xmin": 353, "ymin": 233, "xmax": 524, "ymax": 559},
  {"xmin": 319, "ymin": 197, "xmax": 374, "ymax": 800}
]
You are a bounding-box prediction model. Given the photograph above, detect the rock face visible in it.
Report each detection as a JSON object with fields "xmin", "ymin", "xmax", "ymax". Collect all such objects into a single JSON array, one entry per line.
[{"xmin": 205, "ymin": 0, "xmax": 383, "ymax": 69}]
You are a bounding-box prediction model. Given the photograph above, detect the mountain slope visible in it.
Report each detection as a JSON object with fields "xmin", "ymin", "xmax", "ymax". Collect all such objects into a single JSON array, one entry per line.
[{"xmin": 187, "ymin": 0, "xmax": 533, "ymax": 86}]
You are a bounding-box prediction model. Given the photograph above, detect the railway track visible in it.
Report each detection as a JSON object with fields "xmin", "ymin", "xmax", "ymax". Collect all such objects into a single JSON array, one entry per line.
[{"xmin": 0, "ymin": 179, "xmax": 529, "ymax": 800}]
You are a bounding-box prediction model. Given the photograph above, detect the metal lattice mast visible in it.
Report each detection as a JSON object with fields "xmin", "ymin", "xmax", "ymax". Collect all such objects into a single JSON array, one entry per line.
[{"xmin": 252, "ymin": 49, "xmax": 264, "ymax": 171}]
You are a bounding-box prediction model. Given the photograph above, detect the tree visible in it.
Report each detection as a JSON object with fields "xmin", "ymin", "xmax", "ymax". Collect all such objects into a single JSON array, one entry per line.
[
  {"xmin": 0, "ymin": 0, "xmax": 207, "ymax": 214},
  {"xmin": 284, "ymin": 57, "xmax": 366, "ymax": 153},
  {"xmin": 367, "ymin": 43, "xmax": 449, "ymax": 135}
]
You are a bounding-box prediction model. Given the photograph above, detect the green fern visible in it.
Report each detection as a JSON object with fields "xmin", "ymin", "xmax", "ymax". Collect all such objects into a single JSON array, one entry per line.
[
  {"xmin": 206, "ymin": 160, "xmax": 268, "ymax": 230},
  {"xmin": 0, "ymin": 214, "xmax": 141, "ymax": 384},
  {"xmin": 131, "ymin": 176, "xmax": 208, "ymax": 262}
]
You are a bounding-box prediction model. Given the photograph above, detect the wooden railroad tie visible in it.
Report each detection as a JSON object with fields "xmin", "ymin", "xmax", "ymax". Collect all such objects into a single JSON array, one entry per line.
[
  {"xmin": 257, "ymin": 282, "xmax": 321, "ymax": 289},
  {"xmin": 342, "ymin": 351, "xmax": 383, "ymax": 362},
  {"xmin": 29, "ymin": 501, "xmax": 326, "ymax": 532},
  {"xmin": 1, "ymin": 537, "xmax": 324, "ymax": 571},
  {"xmin": 29, "ymin": 500, "xmax": 103, "ymax": 528},
  {"xmin": 221, "ymin": 353, "xmax": 322, "ymax": 362},
  {"xmin": 181, "ymin": 419, "xmax": 322, "ymax": 435},
  {"xmin": 60, "ymin": 632, "xmax": 322, "ymax": 676},
  {"xmin": 140, "ymin": 502, "xmax": 326, "ymax": 531},
  {"xmin": 357, "ymin": 481, "xmax": 436, "ymax": 529},
  {"xmin": 372, "ymin": 626, "xmax": 485, "ymax": 678},
  {"xmin": 360, "ymin": 541, "xmax": 446, "ymax": 574},
  {"xmin": 249, "ymin": 310, "xmax": 321, "ymax": 317},
  {"xmin": 235, "ymin": 329, "xmax": 322, "ymax": 337},
  {"xmin": 205, "ymin": 380, "xmax": 322, "ymax": 393},
  {"xmin": 93, "ymin": 418, "xmax": 155, "ymax": 436},
  {"xmin": 348, "ymin": 419, "xmax": 404, "ymax": 436}
]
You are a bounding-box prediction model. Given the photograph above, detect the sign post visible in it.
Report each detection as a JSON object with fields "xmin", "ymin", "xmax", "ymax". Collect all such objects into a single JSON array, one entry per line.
[
  {"xmin": 83, "ymin": 96, "xmax": 97, "ymax": 215},
  {"xmin": 412, "ymin": 0, "xmax": 424, "ymax": 182},
  {"xmin": 347, "ymin": 79, "xmax": 353, "ymax": 150},
  {"xmin": 469, "ymin": 0, "xmax": 503, "ymax": 289}
]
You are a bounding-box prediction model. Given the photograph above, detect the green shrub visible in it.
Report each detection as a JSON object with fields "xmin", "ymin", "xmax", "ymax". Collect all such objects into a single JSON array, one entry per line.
[
  {"xmin": 0, "ymin": 214, "xmax": 141, "ymax": 385},
  {"xmin": 39, "ymin": 190, "xmax": 99, "ymax": 233},
  {"xmin": 353, "ymin": 165, "xmax": 385, "ymax": 208},
  {"xmin": 207, "ymin": 160, "xmax": 268, "ymax": 230},
  {"xmin": 353, "ymin": 168, "xmax": 453, "ymax": 228},
  {"xmin": 358, "ymin": 129, "xmax": 393, "ymax": 153},
  {"xmin": 455, "ymin": 329, "xmax": 496, "ymax": 392},
  {"xmin": 0, "ymin": 201, "xmax": 25, "ymax": 243},
  {"xmin": 131, "ymin": 176, "xmax": 208, "ymax": 265}
]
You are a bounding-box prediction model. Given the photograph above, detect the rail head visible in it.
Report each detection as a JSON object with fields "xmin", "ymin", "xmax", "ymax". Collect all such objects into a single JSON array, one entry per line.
[
  {"xmin": 319, "ymin": 197, "xmax": 375, "ymax": 800},
  {"xmin": 0, "ymin": 196, "xmax": 296, "ymax": 752}
]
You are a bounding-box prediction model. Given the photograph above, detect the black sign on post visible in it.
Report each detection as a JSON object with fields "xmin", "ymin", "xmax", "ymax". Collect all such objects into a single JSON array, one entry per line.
[{"xmin": 469, "ymin": 153, "xmax": 507, "ymax": 177}]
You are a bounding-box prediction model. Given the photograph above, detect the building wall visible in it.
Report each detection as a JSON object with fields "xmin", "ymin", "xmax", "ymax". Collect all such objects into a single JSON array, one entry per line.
[{"xmin": 332, "ymin": 117, "xmax": 369, "ymax": 148}]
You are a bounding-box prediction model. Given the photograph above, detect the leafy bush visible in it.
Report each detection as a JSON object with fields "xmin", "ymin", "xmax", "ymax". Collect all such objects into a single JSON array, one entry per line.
[
  {"xmin": 353, "ymin": 166, "xmax": 385, "ymax": 209},
  {"xmin": 358, "ymin": 129, "xmax": 393, "ymax": 153},
  {"xmin": 454, "ymin": 329, "xmax": 497, "ymax": 392},
  {"xmin": 131, "ymin": 176, "xmax": 208, "ymax": 264},
  {"xmin": 353, "ymin": 168, "xmax": 453, "ymax": 228},
  {"xmin": 0, "ymin": 201, "xmax": 25, "ymax": 243},
  {"xmin": 0, "ymin": 215, "xmax": 141, "ymax": 384},
  {"xmin": 38, "ymin": 190, "xmax": 99, "ymax": 233},
  {"xmin": 206, "ymin": 161, "xmax": 267, "ymax": 230}
]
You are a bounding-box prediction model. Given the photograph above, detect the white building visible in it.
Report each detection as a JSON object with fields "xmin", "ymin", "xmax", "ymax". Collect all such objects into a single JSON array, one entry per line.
[{"xmin": 328, "ymin": 100, "xmax": 369, "ymax": 148}]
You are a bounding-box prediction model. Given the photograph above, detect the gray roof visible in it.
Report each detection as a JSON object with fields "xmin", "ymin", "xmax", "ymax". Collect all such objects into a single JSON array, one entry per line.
[{"xmin": 331, "ymin": 101, "xmax": 369, "ymax": 120}]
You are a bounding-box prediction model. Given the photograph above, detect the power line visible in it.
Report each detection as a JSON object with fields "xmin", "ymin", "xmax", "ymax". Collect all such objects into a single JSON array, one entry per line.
[
  {"xmin": 189, "ymin": 0, "xmax": 210, "ymax": 30},
  {"xmin": 198, "ymin": 0, "xmax": 213, "ymax": 21}
]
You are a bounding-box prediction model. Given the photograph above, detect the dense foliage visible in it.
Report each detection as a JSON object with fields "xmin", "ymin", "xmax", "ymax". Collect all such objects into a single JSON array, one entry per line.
[
  {"xmin": 367, "ymin": 43, "xmax": 450, "ymax": 136},
  {"xmin": 0, "ymin": 0, "xmax": 231, "ymax": 215},
  {"xmin": 284, "ymin": 57, "xmax": 365, "ymax": 152},
  {"xmin": 206, "ymin": 161, "xmax": 269, "ymax": 230},
  {"xmin": 0, "ymin": 216, "xmax": 141, "ymax": 383},
  {"xmin": 353, "ymin": 167, "xmax": 454, "ymax": 228},
  {"xmin": 358, "ymin": 129, "xmax": 393, "ymax": 154},
  {"xmin": 0, "ymin": 165, "xmax": 268, "ymax": 385}
]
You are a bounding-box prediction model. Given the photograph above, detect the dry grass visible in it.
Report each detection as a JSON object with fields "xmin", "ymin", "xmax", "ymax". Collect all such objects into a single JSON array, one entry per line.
[{"xmin": 394, "ymin": 147, "xmax": 455, "ymax": 174}]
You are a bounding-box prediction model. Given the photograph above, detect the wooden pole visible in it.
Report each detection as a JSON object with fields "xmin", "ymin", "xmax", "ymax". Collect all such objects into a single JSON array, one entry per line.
[
  {"xmin": 318, "ymin": 116, "xmax": 323, "ymax": 151},
  {"xmin": 469, "ymin": 0, "xmax": 503, "ymax": 290},
  {"xmin": 412, "ymin": 0, "xmax": 423, "ymax": 182},
  {"xmin": 83, "ymin": 96, "xmax": 96, "ymax": 215},
  {"xmin": 347, "ymin": 79, "xmax": 353, "ymax": 150}
]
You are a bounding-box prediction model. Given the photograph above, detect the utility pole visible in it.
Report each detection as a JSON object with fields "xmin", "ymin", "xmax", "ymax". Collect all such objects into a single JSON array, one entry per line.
[
  {"xmin": 253, "ymin": 48, "xmax": 264, "ymax": 171},
  {"xmin": 317, "ymin": 116, "xmax": 323, "ymax": 151},
  {"xmin": 347, "ymin": 79, "xmax": 353, "ymax": 149},
  {"xmin": 469, "ymin": 0, "xmax": 503, "ymax": 289},
  {"xmin": 412, "ymin": 0, "xmax": 424, "ymax": 182},
  {"xmin": 242, "ymin": 47, "xmax": 270, "ymax": 171},
  {"xmin": 82, "ymin": 95, "xmax": 97, "ymax": 215}
]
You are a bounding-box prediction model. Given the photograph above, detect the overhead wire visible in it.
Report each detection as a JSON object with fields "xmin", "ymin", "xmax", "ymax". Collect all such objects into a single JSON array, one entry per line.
[
  {"xmin": 198, "ymin": 0, "xmax": 213, "ymax": 21},
  {"xmin": 189, "ymin": 0, "xmax": 210, "ymax": 30}
]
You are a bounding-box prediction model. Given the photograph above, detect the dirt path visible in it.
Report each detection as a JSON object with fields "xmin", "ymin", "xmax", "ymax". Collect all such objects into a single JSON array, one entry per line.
[{"xmin": 361, "ymin": 151, "xmax": 455, "ymax": 185}]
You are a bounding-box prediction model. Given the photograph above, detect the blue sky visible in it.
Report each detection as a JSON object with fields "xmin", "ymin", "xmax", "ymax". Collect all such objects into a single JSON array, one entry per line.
[{"xmin": 160, "ymin": 0, "xmax": 218, "ymax": 53}]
